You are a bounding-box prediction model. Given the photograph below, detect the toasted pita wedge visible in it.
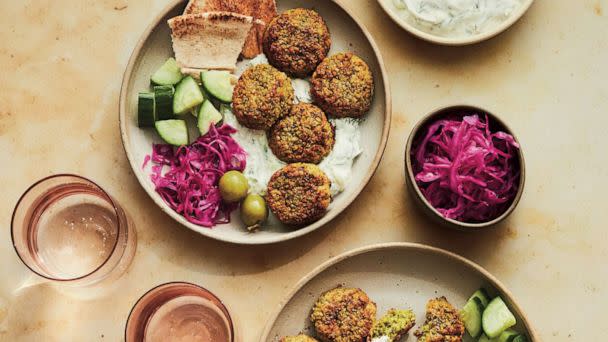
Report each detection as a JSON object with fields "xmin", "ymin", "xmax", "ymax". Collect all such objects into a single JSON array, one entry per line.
[
  {"xmin": 184, "ymin": 0, "xmax": 276, "ymax": 58},
  {"xmin": 168, "ymin": 12, "xmax": 253, "ymax": 70},
  {"xmin": 183, "ymin": 0, "xmax": 205, "ymax": 15},
  {"xmin": 180, "ymin": 67, "xmax": 203, "ymax": 81},
  {"xmin": 254, "ymin": 0, "xmax": 277, "ymax": 24},
  {"xmin": 241, "ymin": 20, "xmax": 265, "ymax": 58}
]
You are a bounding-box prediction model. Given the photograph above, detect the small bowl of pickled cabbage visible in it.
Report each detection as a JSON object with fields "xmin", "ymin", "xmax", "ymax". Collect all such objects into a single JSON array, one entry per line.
[{"xmin": 405, "ymin": 105, "xmax": 525, "ymax": 230}]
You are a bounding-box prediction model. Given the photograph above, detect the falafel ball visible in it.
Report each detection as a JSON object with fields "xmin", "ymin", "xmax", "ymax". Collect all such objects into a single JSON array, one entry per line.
[
  {"xmin": 311, "ymin": 52, "xmax": 374, "ymax": 118},
  {"xmin": 280, "ymin": 335, "xmax": 319, "ymax": 342},
  {"xmin": 414, "ymin": 297, "xmax": 465, "ymax": 342},
  {"xmin": 263, "ymin": 8, "xmax": 331, "ymax": 78},
  {"xmin": 269, "ymin": 103, "xmax": 334, "ymax": 164},
  {"xmin": 266, "ymin": 163, "xmax": 331, "ymax": 225},
  {"xmin": 371, "ymin": 309, "xmax": 416, "ymax": 341},
  {"xmin": 310, "ymin": 287, "xmax": 377, "ymax": 342},
  {"xmin": 232, "ymin": 64, "xmax": 294, "ymax": 130}
]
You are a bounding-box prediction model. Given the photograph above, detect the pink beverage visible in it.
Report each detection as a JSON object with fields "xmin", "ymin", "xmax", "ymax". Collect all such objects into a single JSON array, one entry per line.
[
  {"xmin": 145, "ymin": 296, "xmax": 231, "ymax": 342},
  {"xmin": 126, "ymin": 283, "xmax": 234, "ymax": 342},
  {"xmin": 12, "ymin": 175, "xmax": 136, "ymax": 286}
]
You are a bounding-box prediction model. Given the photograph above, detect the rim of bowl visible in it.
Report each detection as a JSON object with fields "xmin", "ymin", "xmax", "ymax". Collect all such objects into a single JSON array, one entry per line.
[
  {"xmin": 259, "ymin": 242, "xmax": 540, "ymax": 341},
  {"xmin": 124, "ymin": 281, "xmax": 235, "ymax": 342},
  {"xmin": 404, "ymin": 104, "xmax": 526, "ymax": 230},
  {"xmin": 10, "ymin": 173, "xmax": 123, "ymax": 282},
  {"xmin": 377, "ymin": 0, "xmax": 535, "ymax": 46},
  {"xmin": 118, "ymin": 0, "xmax": 392, "ymax": 245}
]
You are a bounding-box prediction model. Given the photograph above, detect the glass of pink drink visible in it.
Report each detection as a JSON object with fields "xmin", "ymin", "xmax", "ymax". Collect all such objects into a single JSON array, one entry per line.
[
  {"xmin": 11, "ymin": 174, "xmax": 136, "ymax": 287},
  {"xmin": 125, "ymin": 282, "xmax": 234, "ymax": 342}
]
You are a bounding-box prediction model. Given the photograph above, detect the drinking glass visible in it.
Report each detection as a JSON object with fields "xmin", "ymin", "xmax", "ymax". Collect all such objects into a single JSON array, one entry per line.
[
  {"xmin": 11, "ymin": 174, "xmax": 136, "ymax": 287},
  {"xmin": 125, "ymin": 282, "xmax": 234, "ymax": 342}
]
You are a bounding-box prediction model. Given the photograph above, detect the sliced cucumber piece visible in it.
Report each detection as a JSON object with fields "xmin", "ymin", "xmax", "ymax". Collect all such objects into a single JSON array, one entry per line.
[
  {"xmin": 470, "ymin": 289, "xmax": 491, "ymax": 308},
  {"xmin": 154, "ymin": 85, "xmax": 175, "ymax": 120},
  {"xmin": 479, "ymin": 334, "xmax": 494, "ymax": 342},
  {"xmin": 482, "ymin": 297, "xmax": 517, "ymax": 338},
  {"xmin": 151, "ymin": 57, "xmax": 183, "ymax": 85},
  {"xmin": 197, "ymin": 100, "xmax": 223, "ymax": 136},
  {"xmin": 138, "ymin": 92, "xmax": 155, "ymax": 127},
  {"xmin": 173, "ymin": 76, "xmax": 204, "ymax": 115},
  {"xmin": 190, "ymin": 88, "xmax": 209, "ymax": 118},
  {"xmin": 497, "ymin": 329, "xmax": 519, "ymax": 342},
  {"xmin": 512, "ymin": 335, "xmax": 528, "ymax": 342},
  {"xmin": 201, "ymin": 70, "xmax": 234, "ymax": 103},
  {"xmin": 461, "ymin": 297, "xmax": 484, "ymax": 338},
  {"xmin": 155, "ymin": 120, "xmax": 188, "ymax": 146}
]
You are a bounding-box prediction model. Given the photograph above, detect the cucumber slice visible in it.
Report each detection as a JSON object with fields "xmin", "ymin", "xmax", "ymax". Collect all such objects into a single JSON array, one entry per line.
[
  {"xmin": 482, "ymin": 297, "xmax": 517, "ymax": 338},
  {"xmin": 469, "ymin": 289, "xmax": 491, "ymax": 308},
  {"xmin": 479, "ymin": 334, "xmax": 493, "ymax": 342},
  {"xmin": 151, "ymin": 57, "xmax": 183, "ymax": 85},
  {"xmin": 173, "ymin": 76, "xmax": 204, "ymax": 115},
  {"xmin": 197, "ymin": 100, "xmax": 223, "ymax": 136},
  {"xmin": 461, "ymin": 297, "xmax": 484, "ymax": 338},
  {"xmin": 190, "ymin": 88, "xmax": 209, "ymax": 118},
  {"xmin": 512, "ymin": 335, "xmax": 528, "ymax": 342},
  {"xmin": 153, "ymin": 85, "xmax": 175, "ymax": 120},
  {"xmin": 201, "ymin": 70, "xmax": 234, "ymax": 103},
  {"xmin": 497, "ymin": 329, "xmax": 519, "ymax": 342},
  {"xmin": 155, "ymin": 120, "xmax": 188, "ymax": 146},
  {"xmin": 138, "ymin": 92, "xmax": 155, "ymax": 127}
]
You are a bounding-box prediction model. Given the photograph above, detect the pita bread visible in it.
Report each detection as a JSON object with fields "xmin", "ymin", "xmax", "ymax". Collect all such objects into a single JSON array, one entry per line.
[
  {"xmin": 184, "ymin": 0, "xmax": 277, "ymax": 58},
  {"xmin": 241, "ymin": 20, "xmax": 265, "ymax": 59},
  {"xmin": 183, "ymin": 0, "xmax": 205, "ymax": 15},
  {"xmin": 168, "ymin": 12, "xmax": 253, "ymax": 71}
]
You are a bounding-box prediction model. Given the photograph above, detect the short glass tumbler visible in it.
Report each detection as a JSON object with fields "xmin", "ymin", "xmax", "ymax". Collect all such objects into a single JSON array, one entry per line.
[
  {"xmin": 125, "ymin": 282, "xmax": 234, "ymax": 342},
  {"xmin": 11, "ymin": 174, "xmax": 136, "ymax": 286}
]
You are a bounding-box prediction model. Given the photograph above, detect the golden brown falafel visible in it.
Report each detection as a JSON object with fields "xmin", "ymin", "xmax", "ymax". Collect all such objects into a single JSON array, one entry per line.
[
  {"xmin": 268, "ymin": 103, "xmax": 334, "ymax": 164},
  {"xmin": 310, "ymin": 287, "xmax": 377, "ymax": 342},
  {"xmin": 266, "ymin": 163, "xmax": 331, "ymax": 225},
  {"xmin": 280, "ymin": 335, "xmax": 319, "ymax": 342},
  {"xmin": 263, "ymin": 8, "xmax": 331, "ymax": 78},
  {"xmin": 311, "ymin": 52, "xmax": 374, "ymax": 118},
  {"xmin": 232, "ymin": 64, "xmax": 294, "ymax": 130},
  {"xmin": 414, "ymin": 297, "xmax": 465, "ymax": 342}
]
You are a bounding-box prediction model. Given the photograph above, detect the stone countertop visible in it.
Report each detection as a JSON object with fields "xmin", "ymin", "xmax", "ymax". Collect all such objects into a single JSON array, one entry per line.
[{"xmin": 0, "ymin": 0, "xmax": 606, "ymax": 340}]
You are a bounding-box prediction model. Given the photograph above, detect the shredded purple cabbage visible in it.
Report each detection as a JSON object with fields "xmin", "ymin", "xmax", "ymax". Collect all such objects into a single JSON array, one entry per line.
[
  {"xmin": 412, "ymin": 114, "xmax": 520, "ymax": 223},
  {"xmin": 149, "ymin": 124, "xmax": 247, "ymax": 227}
]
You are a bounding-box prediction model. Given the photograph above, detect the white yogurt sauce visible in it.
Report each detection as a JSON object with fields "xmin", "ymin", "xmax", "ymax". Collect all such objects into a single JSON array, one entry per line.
[
  {"xmin": 222, "ymin": 107, "xmax": 362, "ymax": 196},
  {"xmin": 226, "ymin": 58, "xmax": 363, "ymax": 196},
  {"xmin": 393, "ymin": 0, "xmax": 522, "ymax": 38}
]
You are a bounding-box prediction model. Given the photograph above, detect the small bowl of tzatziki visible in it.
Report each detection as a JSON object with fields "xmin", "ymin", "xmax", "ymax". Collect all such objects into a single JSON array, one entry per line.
[{"xmin": 378, "ymin": 0, "xmax": 534, "ymax": 45}]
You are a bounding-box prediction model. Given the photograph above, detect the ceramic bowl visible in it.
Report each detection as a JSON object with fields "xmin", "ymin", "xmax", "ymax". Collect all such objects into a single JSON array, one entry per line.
[
  {"xmin": 377, "ymin": 0, "xmax": 534, "ymax": 46},
  {"xmin": 260, "ymin": 243, "xmax": 539, "ymax": 341},
  {"xmin": 405, "ymin": 105, "xmax": 525, "ymax": 230},
  {"xmin": 119, "ymin": 0, "xmax": 391, "ymax": 244}
]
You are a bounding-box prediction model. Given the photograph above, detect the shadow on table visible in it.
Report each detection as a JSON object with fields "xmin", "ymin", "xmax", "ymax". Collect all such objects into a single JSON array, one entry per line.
[{"xmin": 133, "ymin": 199, "xmax": 338, "ymax": 277}]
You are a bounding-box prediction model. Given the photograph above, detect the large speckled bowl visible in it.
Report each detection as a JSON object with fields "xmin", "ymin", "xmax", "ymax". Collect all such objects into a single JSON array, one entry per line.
[
  {"xmin": 119, "ymin": 0, "xmax": 390, "ymax": 244},
  {"xmin": 261, "ymin": 243, "xmax": 539, "ymax": 341}
]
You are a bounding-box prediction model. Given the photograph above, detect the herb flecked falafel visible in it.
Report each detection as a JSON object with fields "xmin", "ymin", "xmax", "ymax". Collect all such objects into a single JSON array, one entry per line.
[{"xmin": 263, "ymin": 8, "xmax": 331, "ymax": 78}]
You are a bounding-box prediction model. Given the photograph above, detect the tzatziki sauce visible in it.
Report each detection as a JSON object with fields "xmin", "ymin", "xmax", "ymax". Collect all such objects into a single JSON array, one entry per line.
[{"xmin": 392, "ymin": 0, "xmax": 522, "ymax": 38}]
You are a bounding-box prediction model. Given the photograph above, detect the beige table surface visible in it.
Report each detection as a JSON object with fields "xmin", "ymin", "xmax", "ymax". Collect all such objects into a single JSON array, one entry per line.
[{"xmin": 1, "ymin": 0, "xmax": 607, "ymax": 341}]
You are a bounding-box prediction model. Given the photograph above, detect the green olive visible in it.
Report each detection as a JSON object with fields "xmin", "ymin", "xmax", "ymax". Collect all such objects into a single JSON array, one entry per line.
[
  {"xmin": 240, "ymin": 194, "xmax": 268, "ymax": 231},
  {"xmin": 219, "ymin": 170, "xmax": 249, "ymax": 203}
]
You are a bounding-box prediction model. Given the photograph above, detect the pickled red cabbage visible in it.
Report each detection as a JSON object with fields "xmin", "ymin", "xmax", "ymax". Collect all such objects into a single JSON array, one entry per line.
[
  {"xmin": 412, "ymin": 114, "xmax": 520, "ymax": 223},
  {"xmin": 150, "ymin": 124, "xmax": 247, "ymax": 227}
]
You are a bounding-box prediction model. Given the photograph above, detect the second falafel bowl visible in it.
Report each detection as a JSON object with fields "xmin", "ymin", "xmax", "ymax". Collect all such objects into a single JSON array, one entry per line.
[{"xmin": 120, "ymin": 0, "xmax": 390, "ymax": 244}]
